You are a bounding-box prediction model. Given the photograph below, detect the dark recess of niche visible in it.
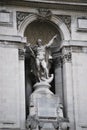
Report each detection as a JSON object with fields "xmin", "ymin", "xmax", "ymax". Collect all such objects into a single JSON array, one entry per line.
[{"xmin": 24, "ymin": 20, "xmax": 62, "ymax": 117}]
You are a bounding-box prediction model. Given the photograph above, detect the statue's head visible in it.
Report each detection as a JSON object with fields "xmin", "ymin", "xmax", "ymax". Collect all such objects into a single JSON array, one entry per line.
[{"xmin": 37, "ymin": 39, "xmax": 42, "ymax": 46}]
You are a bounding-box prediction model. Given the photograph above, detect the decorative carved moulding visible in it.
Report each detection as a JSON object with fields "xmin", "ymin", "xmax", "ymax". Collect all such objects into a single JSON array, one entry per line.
[
  {"xmin": 56, "ymin": 15, "xmax": 71, "ymax": 32},
  {"xmin": 77, "ymin": 17, "xmax": 87, "ymax": 31},
  {"xmin": 37, "ymin": 9, "xmax": 52, "ymax": 21},
  {"xmin": 53, "ymin": 49, "xmax": 72, "ymax": 67},
  {"xmin": 16, "ymin": 11, "xmax": 30, "ymax": 29},
  {"xmin": 62, "ymin": 51, "xmax": 72, "ymax": 63},
  {"xmin": 62, "ymin": 47, "xmax": 72, "ymax": 63},
  {"xmin": 51, "ymin": 42, "xmax": 87, "ymax": 66},
  {"xmin": 18, "ymin": 48, "xmax": 25, "ymax": 60},
  {"xmin": 16, "ymin": 10, "xmax": 71, "ymax": 36},
  {"xmin": 16, "ymin": 9, "xmax": 52, "ymax": 29},
  {"xmin": 0, "ymin": 10, "xmax": 13, "ymax": 27}
]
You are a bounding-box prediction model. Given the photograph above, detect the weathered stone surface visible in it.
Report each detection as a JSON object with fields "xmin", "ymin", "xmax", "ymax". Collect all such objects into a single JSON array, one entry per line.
[
  {"xmin": 0, "ymin": 12, "xmax": 10, "ymax": 23},
  {"xmin": 77, "ymin": 18, "xmax": 87, "ymax": 30},
  {"xmin": 72, "ymin": 52, "xmax": 87, "ymax": 130},
  {"xmin": 0, "ymin": 1, "xmax": 87, "ymax": 130},
  {"xmin": 27, "ymin": 82, "xmax": 67, "ymax": 130},
  {"xmin": 0, "ymin": 47, "xmax": 20, "ymax": 128}
]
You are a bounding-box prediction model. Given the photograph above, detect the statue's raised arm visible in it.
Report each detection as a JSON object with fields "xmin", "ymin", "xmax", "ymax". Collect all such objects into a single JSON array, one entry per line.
[
  {"xmin": 46, "ymin": 35, "xmax": 57, "ymax": 48},
  {"xmin": 25, "ymin": 36, "xmax": 58, "ymax": 83}
]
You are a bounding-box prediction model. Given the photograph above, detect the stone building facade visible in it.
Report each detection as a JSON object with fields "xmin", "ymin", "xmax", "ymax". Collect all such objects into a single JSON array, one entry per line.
[{"xmin": 0, "ymin": 0, "xmax": 87, "ymax": 130}]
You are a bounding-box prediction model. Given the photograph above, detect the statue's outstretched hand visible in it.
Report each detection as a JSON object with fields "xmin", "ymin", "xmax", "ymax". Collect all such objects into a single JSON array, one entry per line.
[{"xmin": 53, "ymin": 34, "xmax": 57, "ymax": 39}]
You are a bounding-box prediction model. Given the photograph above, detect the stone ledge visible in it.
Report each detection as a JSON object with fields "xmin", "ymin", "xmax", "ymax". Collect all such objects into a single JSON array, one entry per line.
[
  {"xmin": 0, "ymin": 129, "xmax": 25, "ymax": 130},
  {"xmin": 0, "ymin": 0, "xmax": 87, "ymax": 11},
  {"xmin": 0, "ymin": 35, "xmax": 26, "ymax": 43},
  {"xmin": 61, "ymin": 40, "xmax": 87, "ymax": 47}
]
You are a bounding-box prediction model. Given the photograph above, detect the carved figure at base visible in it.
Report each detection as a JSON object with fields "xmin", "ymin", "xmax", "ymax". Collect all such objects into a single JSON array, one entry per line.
[{"xmin": 27, "ymin": 35, "xmax": 57, "ymax": 82}]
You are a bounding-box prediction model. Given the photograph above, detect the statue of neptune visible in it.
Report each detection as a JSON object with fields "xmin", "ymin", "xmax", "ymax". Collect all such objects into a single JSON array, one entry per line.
[{"xmin": 27, "ymin": 35, "xmax": 57, "ymax": 82}]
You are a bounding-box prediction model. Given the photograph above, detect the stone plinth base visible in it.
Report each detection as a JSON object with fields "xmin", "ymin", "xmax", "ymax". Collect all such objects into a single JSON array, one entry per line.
[{"xmin": 26, "ymin": 82, "xmax": 65, "ymax": 130}]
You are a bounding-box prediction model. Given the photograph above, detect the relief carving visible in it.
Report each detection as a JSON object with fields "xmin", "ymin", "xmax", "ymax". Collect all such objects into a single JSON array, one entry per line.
[
  {"xmin": 16, "ymin": 10, "xmax": 52, "ymax": 29},
  {"xmin": 16, "ymin": 11, "xmax": 30, "ymax": 29},
  {"xmin": 62, "ymin": 51, "xmax": 72, "ymax": 63},
  {"xmin": 18, "ymin": 48, "xmax": 25, "ymax": 60},
  {"xmin": 53, "ymin": 47, "xmax": 72, "ymax": 67},
  {"xmin": 37, "ymin": 8, "xmax": 52, "ymax": 21},
  {"xmin": 56, "ymin": 15, "xmax": 71, "ymax": 32}
]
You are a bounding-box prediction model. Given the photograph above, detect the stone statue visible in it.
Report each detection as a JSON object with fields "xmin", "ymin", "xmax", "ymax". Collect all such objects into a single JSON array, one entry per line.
[
  {"xmin": 27, "ymin": 35, "xmax": 57, "ymax": 82},
  {"xmin": 26, "ymin": 35, "xmax": 69, "ymax": 130}
]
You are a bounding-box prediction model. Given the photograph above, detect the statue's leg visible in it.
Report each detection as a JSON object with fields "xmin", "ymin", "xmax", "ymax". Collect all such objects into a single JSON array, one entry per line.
[
  {"xmin": 41, "ymin": 60, "xmax": 49, "ymax": 78},
  {"xmin": 36, "ymin": 58, "xmax": 41, "ymax": 81}
]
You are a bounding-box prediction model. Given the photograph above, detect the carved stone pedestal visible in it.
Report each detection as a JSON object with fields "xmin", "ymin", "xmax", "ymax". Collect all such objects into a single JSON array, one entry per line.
[{"xmin": 26, "ymin": 82, "xmax": 68, "ymax": 130}]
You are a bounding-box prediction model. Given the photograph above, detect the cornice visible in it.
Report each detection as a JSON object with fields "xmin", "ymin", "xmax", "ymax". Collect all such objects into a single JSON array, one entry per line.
[
  {"xmin": 0, "ymin": 34, "xmax": 26, "ymax": 43},
  {"xmin": 0, "ymin": 0, "xmax": 87, "ymax": 12}
]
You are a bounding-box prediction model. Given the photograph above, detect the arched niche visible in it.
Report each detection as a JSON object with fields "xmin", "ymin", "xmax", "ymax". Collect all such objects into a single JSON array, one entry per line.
[
  {"xmin": 24, "ymin": 20, "xmax": 61, "ymax": 45},
  {"xmin": 18, "ymin": 15, "xmax": 70, "ymax": 41},
  {"xmin": 24, "ymin": 19, "xmax": 62, "ymax": 117},
  {"xmin": 21, "ymin": 15, "xmax": 70, "ymax": 117}
]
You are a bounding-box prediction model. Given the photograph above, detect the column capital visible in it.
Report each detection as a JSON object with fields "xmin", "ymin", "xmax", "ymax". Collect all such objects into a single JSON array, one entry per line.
[
  {"xmin": 18, "ymin": 48, "xmax": 25, "ymax": 60},
  {"xmin": 62, "ymin": 51, "xmax": 72, "ymax": 63},
  {"xmin": 53, "ymin": 47, "xmax": 72, "ymax": 66},
  {"xmin": 62, "ymin": 47, "xmax": 72, "ymax": 63}
]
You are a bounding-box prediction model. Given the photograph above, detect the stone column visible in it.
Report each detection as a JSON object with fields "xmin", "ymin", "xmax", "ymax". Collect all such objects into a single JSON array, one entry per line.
[
  {"xmin": 54, "ymin": 53, "xmax": 63, "ymax": 104},
  {"xmin": 18, "ymin": 49, "xmax": 26, "ymax": 129},
  {"xmin": 62, "ymin": 47, "xmax": 75, "ymax": 130}
]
